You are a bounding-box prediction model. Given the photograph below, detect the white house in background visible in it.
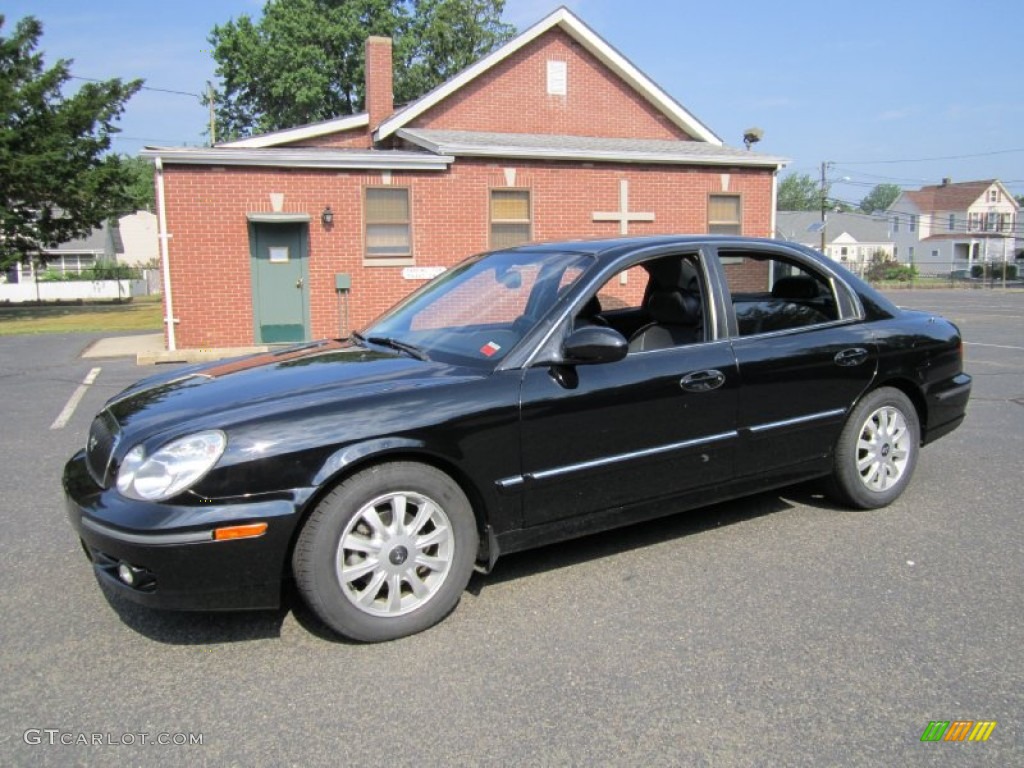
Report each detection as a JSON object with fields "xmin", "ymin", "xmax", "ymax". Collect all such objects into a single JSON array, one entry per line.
[
  {"xmin": 886, "ymin": 179, "xmax": 1019, "ymax": 271},
  {"xmin": 116, "ymin": 211, "xmax": 158, "ymax": 267},
  {"xmin": 775, "ymin": 211, "xmax": 893, "ymax": 273},
  {"xmin": 34, "ymin": 219, "xmax": 123, "ymax": 280},
  {"xmin": 4, "ymin": 211, "xmax": 156, "ymax": 283}
]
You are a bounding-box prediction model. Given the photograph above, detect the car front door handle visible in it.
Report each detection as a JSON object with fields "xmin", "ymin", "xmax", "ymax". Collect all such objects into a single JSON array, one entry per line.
[
  {"xmin": 296, "ymin": 277, "xmax": 304, "ymax": 289},
  {"xmin": 834, "ymin": 347, "xmax": 869, "ymax": 367},
  {"xmin": 680, "ymin": 369, "xmax": 726, "ymax": 392}
]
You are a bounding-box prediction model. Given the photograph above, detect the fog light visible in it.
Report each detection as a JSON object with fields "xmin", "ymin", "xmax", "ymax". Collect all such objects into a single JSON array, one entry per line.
[
  {"xmin": 117, "ymin": 563, "xmax": 137, "ymax": 585},
  {"xmin": 114, "ymin": 562, "xmax": 155, "ymax": 591}
]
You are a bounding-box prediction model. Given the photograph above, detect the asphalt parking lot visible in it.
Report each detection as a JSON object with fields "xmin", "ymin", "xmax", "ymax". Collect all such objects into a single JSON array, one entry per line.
[{"xmin": 1, "ymin": 289, "xmax": 1021, "ymax": 767}]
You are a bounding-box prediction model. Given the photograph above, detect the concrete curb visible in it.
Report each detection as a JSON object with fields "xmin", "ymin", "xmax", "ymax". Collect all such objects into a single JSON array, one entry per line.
[
  {"xmin": 138, "ymin": 345, "xmax": 271, "ymax": 366},
  {"xmin": 82, "ymin": 333, "xmax": 269, "ymax": 365}
]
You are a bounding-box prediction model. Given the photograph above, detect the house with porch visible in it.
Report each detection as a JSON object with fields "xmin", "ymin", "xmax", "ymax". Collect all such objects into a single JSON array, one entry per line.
[
  {"xmin": 3, "ymin": 219, "xmax": 123, "ymax": 284},
  {"xmin": 886, "ymin": 178, "xmax": 1019, "ymax": 273},
  {"xmin": 142, "ymin": 7, "xmax": 787, "ymax": 351}
]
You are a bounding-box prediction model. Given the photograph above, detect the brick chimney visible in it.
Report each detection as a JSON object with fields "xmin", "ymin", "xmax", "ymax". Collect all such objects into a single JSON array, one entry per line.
[{"xmin": 365, "ymin": 36, "xmax": 394, "ymax": 135}]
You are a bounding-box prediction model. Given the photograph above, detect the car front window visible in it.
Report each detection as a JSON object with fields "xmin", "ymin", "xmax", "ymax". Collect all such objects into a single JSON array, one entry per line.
[{"xmin": 362, "ymin": 249, "xmax": 595, "ymax": 366}]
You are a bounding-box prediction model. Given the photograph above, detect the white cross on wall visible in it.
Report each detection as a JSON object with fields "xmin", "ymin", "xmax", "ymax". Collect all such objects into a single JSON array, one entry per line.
[{"xmin": 593, "ymin": 179, "xmax": 655, "ymax": 235}]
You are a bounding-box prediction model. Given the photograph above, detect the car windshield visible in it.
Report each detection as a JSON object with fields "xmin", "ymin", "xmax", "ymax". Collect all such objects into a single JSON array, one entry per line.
[{"xmin": 360, "ymin": 248, "xmax": 595, "ymax": 367}]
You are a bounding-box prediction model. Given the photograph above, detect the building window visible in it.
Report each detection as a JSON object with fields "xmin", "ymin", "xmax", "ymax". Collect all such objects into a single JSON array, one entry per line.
[
  {"xmin": 948, "ymin": 214, "xmax": 956, "ymax": 231},
  {"xmin": 985, "ymin": 212, "xmax": 998, "ymax": 231},
  {"xmin": 999, "ymin": 213, "xmax": 1010, "ymax": 232},
  {"xmin": 931, "ymin": 249, "xmax": 939, "ymax": 258},
  {"xmin": 909, "ymin": 214, "xmax": 917, "ymax": 232},
  {"xmin": 908, "ymin": 246, "xmax": 915, "ymax": 261},
  {"xmin": 490, "ymin": 190, "xmax": 531, "ymax": 248},
  {"xmin": 45, "ymin": 253, "xmax": 97, "ymax": 276},
  {"xmin": 988, "ymin": 189, "xmax": 999, "ymax": 202},
  {"xmin": 968, "ymin": 212, "xmax": 980, "ymax": 231},
  {"xmin": 708, "ymin": 194, "xmax": 741, "ymax": 235},
  {"xmin": 892, "ymin": 215, "xmax": 899, "ymax": 233},
  {"xmin": 365, "ymin": 187, "xmax": 411, "ymax": 257}
]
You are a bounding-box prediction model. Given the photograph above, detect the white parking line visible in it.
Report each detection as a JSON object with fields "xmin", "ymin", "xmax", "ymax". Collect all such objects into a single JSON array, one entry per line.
[
  {"xmin": 965, "ymin": 342, "xmax": 1024, "ymax": 352},
  {"xmin": 50, "ymin": 367, "xmax": 101, "ymax": 430}
]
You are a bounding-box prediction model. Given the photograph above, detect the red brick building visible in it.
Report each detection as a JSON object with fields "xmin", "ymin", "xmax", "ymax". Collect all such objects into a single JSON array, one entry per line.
[{"xmin": 143, "ymin": 8, "xmax": 786, "ymax": 350}]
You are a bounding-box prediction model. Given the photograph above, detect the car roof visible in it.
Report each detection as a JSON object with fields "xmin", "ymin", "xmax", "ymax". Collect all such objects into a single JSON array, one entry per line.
[{"xmin": 502, "ymin": 234, "xmax": 790, "ymax": 256}]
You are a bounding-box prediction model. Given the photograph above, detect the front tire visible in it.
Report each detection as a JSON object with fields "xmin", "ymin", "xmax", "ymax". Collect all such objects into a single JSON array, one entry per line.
[
  {"xmin": 829, "ymin": 387, "xmax": 920, "ymax": 509},
  {"xmin": 293, "ymin": 462, "xmax": 478, "ymax": 642}
]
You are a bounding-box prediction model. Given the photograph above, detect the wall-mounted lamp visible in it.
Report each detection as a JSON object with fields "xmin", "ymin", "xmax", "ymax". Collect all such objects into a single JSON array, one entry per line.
[{"xmin": 321, "ymin": 205, "xmax": 334, "ymax": 226}]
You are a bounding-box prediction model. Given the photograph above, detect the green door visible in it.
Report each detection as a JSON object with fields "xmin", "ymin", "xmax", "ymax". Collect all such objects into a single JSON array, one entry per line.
[{"xmin": 250, "ymin": 223, "xmax": 310, "ymax": 343}]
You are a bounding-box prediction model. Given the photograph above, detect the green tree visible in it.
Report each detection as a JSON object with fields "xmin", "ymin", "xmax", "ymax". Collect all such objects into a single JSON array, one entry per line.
[
  {"xmin": 119, "ymin": 154, "xmax": 155, "ymax": 212},
  {"xmin": 210, "ymin": 0, "xmax": 515, "ymax": 139},
  {"xmin": 859, "ymin": 183, "xmax": 902, "ymax": 213},
  {"xmin": 0, "ymin": 15, "xmax": 142, "ymax": 269},
  {"xmin": 777, "ymin": 173, "xmax": 822, "ymax": 211}
]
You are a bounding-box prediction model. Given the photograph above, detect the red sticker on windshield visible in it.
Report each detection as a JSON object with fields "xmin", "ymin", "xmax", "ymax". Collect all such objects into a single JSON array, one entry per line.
[{"xmin": 480, "ymin": 341, "xmax": 501, "ymax": 357}]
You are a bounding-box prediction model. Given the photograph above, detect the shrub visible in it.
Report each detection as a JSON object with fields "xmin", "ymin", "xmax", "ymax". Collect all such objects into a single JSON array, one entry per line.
[
  {"xmin": 971, "ymin": 263, "xmax": 1018, "ymax": 280},
  {"xmin": 36, "ymin": 259, "xmax": 137, "ymax": 282},
  {"xmin": 865, "ymin": 253, "xmax": 918, "ymax": 282}
]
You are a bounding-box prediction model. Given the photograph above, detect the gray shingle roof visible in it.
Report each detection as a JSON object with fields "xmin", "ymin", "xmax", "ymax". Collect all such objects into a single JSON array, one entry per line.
[
  {"xmin": 776, "ymin": 211, "xmax": 892, "ymax": 244},
  {"xmin": 45, "ymin": 220, "xmax": 124, "ymax": 256},
  {"xmin": 398, "ymin": 129, "xmax": 787, "ymax": 168}
]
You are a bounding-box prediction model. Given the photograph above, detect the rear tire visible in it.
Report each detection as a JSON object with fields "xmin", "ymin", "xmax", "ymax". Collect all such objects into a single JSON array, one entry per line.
[
  {"xmin": 293, "ymin": 462, "xmax": 478, "ymax": 642},
  {"xmin": 829, "ymin": 387, "xmax": 920, "ymax": 509}
]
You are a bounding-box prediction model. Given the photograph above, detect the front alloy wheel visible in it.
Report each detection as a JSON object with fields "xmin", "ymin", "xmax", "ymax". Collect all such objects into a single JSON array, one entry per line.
[
  {"xmin": 337, "ymin": 491, "xmax": 454, "ymax": 618},
  {"xmin": 294, "ymin": 462, "xmax": 478, "ymax": 642},
  {"xmin": 830, "ymin": 387, "xmax": 920, "ymax": 509}
]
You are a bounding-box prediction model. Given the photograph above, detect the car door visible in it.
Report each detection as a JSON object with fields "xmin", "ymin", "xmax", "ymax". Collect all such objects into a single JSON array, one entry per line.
[
  {"xmin": 516, "ymin": 251, "xmax": 740, "ymax": 527},
  {"xmin": 715, "ymin": 246, "xmax": 877, "ymax": 477}
]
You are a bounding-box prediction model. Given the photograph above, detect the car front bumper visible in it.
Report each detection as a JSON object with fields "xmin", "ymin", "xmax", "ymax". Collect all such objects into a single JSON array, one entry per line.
[{"xmin": 64, "ymin": 451, "xmax": 312, "ymax": 611}]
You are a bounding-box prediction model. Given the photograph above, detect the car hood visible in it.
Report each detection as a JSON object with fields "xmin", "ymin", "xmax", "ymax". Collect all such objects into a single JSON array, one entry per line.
[{"xmin": 105, "ymin": 340, "xmax": 484, "ymax": 441}]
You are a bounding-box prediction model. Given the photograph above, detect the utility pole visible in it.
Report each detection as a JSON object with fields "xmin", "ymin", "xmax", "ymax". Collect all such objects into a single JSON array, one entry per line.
[
  {"xmin": 820, "ymin": 161, "xmax": 829, "ymax": 255},
  {"xmin": 207, "ymin": 82, "xmax": 216, "ymax": 146}
]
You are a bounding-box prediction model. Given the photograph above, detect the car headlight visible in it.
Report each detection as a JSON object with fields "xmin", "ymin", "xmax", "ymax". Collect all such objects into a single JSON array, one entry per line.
[{"xmin": 116, "ymin": 431, "xmax": 227, "ymax": 501}]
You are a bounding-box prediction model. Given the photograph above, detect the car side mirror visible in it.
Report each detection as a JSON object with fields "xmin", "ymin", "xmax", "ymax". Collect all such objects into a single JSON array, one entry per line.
[{"xmin": 562, "ymin": 325, "xmax": 628, "ymax": 365}]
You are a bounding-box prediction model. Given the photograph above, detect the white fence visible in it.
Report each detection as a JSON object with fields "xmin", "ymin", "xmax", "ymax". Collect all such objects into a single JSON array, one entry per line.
[{"xmin": 0, "ymin": 279, "xmax": 142, "ymax": 303}]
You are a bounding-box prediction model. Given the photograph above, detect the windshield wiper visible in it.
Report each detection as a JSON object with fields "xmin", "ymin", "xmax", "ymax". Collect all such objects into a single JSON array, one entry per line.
[{"xmin": 360, "ymin": 334, "xmax": 429, "ymax": 361}]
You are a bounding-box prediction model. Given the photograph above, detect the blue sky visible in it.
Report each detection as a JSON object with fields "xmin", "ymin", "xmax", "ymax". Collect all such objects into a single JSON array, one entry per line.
[{"xmin": 6, "ymin": 0, "xmax": 1023, "ymax": 205}]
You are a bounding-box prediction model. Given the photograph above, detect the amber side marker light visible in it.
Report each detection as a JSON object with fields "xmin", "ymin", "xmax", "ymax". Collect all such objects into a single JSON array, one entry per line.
[{"xmin": 214, "ymin": 523, "xmax": 268, "ymax": 541}]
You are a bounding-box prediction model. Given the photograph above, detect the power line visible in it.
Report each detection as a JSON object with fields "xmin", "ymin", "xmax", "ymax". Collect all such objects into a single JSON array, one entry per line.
[
  {"xmin": 832, "ymin": 147, "xmax": 1024, "ymax": 165},
  {"xmin": 69, "ymin": 75, "xmax": 203, "ymax": 100},
  {"xmin": 829, "ymin": 167, "xmax": 936, "ymax": 185},
  {"xmin": 70, "ymin": 73, "xmax": 216, "ymax": 144},
  {"xmin": 112, "ymin": 135, "xmax": 199, "ymax": 144},
  {"xmin": 823, "ymin": 198, "xmax": 1020, "ymax": 235}
]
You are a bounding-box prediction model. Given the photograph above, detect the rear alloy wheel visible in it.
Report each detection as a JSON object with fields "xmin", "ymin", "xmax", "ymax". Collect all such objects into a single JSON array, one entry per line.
[
  {"xmin": 830, "ymin": 387, "xmax": 920, "ymax": 509},
  {"xmin": 293, "ymin": 462, "xmax": 478, "ymax": 642}
]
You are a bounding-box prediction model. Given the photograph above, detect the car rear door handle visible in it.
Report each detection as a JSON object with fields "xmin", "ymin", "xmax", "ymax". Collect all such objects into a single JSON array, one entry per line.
[
  {"xmin": 834, "ymin": 347, "xmax": 869, "ymax": 366},
  {"xmin": 680, "ymin": 369, "xmax": 726, "ymax": 392}
]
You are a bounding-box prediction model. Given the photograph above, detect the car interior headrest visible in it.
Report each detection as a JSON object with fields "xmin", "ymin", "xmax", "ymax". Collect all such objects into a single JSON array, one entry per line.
[
  {"xmin": 648, "ymin": 290, "xmax": 700, "ymax": 325},
  {"xmin": 771, "ymin": 275, "xmax": 820, "ymax": 300},
  {"xmin": 580, "ymin": 295, "xmax": 603, "ymax": 317}
]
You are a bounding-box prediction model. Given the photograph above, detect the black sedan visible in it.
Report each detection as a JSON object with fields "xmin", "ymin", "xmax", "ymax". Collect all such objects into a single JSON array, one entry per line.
[{"xmin": 64, "ymin": 236, "xmax": 971, "ymax": 641}]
